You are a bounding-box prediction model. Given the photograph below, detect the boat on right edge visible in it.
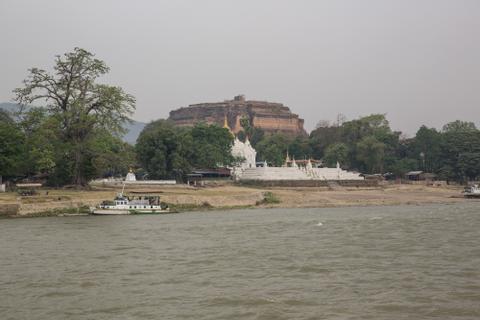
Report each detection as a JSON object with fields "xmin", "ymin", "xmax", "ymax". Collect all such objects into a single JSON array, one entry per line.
[{"xmin": 463, "ymin": 184, "xmax": 480, "ymax": 198}]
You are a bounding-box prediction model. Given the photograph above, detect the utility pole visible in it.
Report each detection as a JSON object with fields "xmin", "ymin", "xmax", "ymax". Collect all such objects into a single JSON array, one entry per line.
[{"xmin": 420, "ymin": 152, "xmax": 426, "ymax": 171}]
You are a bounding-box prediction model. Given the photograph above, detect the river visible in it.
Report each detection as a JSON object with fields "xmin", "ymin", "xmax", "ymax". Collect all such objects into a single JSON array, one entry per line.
[{"xmin": 1, "ymin": 203, "xmax": 480, "ymax": 319}]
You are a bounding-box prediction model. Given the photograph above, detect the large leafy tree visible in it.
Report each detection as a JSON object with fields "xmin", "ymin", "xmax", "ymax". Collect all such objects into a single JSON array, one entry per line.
[
  {"xmin": 189, "ymin": 124, "xmax": 235, "ymax": 168},
  {"xmin": 409, "ymin": 126, "xmax": 443, "ymax": 172},
  {"xmin": 309, "ymin": 125, "xmax": 341, "ymax": 159},
  {"xmin": 237, "ymin": 117, "xmax": 265, "ymax": 147},
  {"xmin": 442, "ymin": 120, "xmax": 477, "ymax": 133},
  {"xmin": 440, "ymin": 122, "xmax": 480, "ymax": 181},
  {"xmin": 0, "ymin": 112, "xmax": 26, "ymax": 180},
  {"xmin": 323, "ymin": 143, "xmax": 348, "ymax": 167},
  {"xmin": 136, "ymin": 120, "xmax": 186, "ymax": 179},
  {"xmin": 14, "ymin": 48, "xmax": 135, "ymax": 186},
  {"xmin": 19, "ymin": 107, "xmax": 58, "ymax": 176},
  {"xmin": 356, "ymin": 136, "xmax": 385, "ymax": 173},
  {"xmin": 255, "ymin": 133, "xmax": 292, "ymax": 166},
  {"xmin": 136, "ymin": 121, "xmax": 234, "ymax": 180}
]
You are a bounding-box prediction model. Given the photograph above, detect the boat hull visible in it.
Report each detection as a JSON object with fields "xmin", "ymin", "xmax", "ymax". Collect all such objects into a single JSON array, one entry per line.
[
  {"xmin": 92, "ymin": 208, "xmax": 170, "ymax": 215},
  {"xmin": 464, "ymin": 194, "xmax": 480, "ymax": 198}
]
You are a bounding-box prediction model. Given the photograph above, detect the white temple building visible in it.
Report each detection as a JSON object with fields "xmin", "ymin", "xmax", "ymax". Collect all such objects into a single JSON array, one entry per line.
[
  {"xmin": 237, "ymin": 160, "xmax": 364, "ymax": 181},
  {"xmin": 231, "ymin": 136, "xmax": 257, "ymax": 170},
  {"xmin": 225, "ymin": 118, "xmax": 364, "ymax": 182}
]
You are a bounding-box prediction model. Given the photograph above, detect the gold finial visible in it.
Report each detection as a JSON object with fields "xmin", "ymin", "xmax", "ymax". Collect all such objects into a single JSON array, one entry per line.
[
  {"xmin": 223, "ymin": 114, "xmax": 229, "ymax": 129},
  {"xmin": 223, "ymin": 114, "xmax": 234, "ymax": 137}
]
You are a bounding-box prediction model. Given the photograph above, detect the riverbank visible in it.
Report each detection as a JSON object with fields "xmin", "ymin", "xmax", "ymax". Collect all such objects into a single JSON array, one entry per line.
[{"xmin": 0, "ymin": 183, "xmax": 472, "ymax": 217}]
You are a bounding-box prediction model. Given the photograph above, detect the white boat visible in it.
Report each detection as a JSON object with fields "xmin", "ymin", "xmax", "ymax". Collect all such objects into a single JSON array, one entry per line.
[
  {"xmin": 91, "ymin": 193, "xmax": 169, "ymax": 215},
  {"xmin": 463, "ymin": 184, "xmax": 480, "ymax": 198}
]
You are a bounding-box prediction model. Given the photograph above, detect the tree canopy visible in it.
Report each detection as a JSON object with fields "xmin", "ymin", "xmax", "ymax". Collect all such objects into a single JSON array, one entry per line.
[
  {"xmin": 14, "ymin": 48, "xmax": 135, "ymax": 185},
  {"xmin": 135, "ymin": 121, "xmax": 235, "ymax": 180}
]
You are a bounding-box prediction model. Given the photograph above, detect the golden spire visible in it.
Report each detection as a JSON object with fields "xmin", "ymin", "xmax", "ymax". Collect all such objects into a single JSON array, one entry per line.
[
  {"xmin": 223, "ymin": 114, "xmax": 234, "ymax": 137},
  {"xmin": 223, "ymin": 114, "xmax": 229, "ymax": 130}
]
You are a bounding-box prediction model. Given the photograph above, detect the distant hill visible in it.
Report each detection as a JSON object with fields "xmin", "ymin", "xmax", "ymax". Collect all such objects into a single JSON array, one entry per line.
[
  {"xmin": 0, "ymin": 102, "xmax": 145, "ymax": 144},
  {"xmin": 123, "ymin": 120, "xmax": 146, "ymax": 144},
  {"xmin": 0, "ymin": 102, "xmax": 22, "ymax": 113}
]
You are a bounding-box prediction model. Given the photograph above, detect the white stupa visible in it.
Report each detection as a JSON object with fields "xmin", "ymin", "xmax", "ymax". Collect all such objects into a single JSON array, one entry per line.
[
  {"xmin": 225, "ymin": 116, "xmax": 257, "ymax": 170},
  {"xmin": 125, "ymin": 169, "xmax": 136, "ymax": 181}
]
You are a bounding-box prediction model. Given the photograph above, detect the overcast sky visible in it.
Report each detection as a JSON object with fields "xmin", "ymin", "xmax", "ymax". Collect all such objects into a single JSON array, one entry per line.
[{"xmin": 1, "ymin": 0, "xmax": 479, "ymax": 135}]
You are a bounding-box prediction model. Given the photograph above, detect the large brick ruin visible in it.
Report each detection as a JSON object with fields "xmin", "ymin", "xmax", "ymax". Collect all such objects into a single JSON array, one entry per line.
[{"xmin": 168, "ymin": 95, "xmax": 307, "ymax": 137}]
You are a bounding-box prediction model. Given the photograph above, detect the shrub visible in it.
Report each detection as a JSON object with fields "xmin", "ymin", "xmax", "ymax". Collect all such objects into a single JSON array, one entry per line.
[{"xmin": 256, "ymin": 192, "xmax": 280, "ymax": 205}]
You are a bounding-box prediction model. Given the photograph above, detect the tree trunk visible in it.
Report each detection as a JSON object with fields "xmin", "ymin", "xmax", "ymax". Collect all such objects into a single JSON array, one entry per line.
[{"xmin": 73, "ymin": 144, "xmax": 86, "ymax": 186}]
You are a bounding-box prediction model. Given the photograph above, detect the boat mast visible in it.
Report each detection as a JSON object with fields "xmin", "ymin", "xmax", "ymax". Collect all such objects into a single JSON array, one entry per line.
[{"xmin": 121, "ymin": 181, "xmax": 126, "ymax": 196}]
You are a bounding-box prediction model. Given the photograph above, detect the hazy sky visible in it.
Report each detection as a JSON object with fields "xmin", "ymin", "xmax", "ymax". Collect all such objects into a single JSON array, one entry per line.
[{"xmin": 1, "ymin": 0, "xmax": 479, "ymax": 135}]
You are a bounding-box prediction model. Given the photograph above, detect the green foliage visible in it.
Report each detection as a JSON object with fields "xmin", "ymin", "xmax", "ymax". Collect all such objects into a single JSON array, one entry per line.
[
  {"xmin": 309, "ymin": 126, "xmax": 341, "ymax": 159},
  {"xmin": 458, "ymin": 152, "xmax": 480, "ymax": 181},
  {"xmin": 136, "ymin": 121, "xmax": 234, "ymax": 179},
  {"xmin": 288, "ymin": 136, "xmax": 312, "ymax": 160},
  {"xmin": 323, "ymin": 143, "xmax": 348, "ymax": 167},
  {"xmin": 389, "ymin": 158, "xmax": 418, "ymax": 177},
  {"xmin": 442, "ymin": 120, "xmax": 477, "ymax": 133},
  {"xmin": 86, "ymin": 130, "xmax": 136, "ymax": 178},
  {"xmin": 409, "ymin": 126, "xmax": 442, "ymax": 172},
  {"xmin": 255, "ymin": 133, "xmax": 292, "ymax": 166},
  {"xmin": 440, "ymin": 127, "xmax": 480, "ymax": 181},
  {"xmin": 18, "ymin": 108, "xmax": 57, "ymax": 176},
  {"xmin": 0, "ymin": 114, "xmax": 26, "ymax": 178},
  {"xmin": 237, "ymin": 122, "xmax": 265, "ymax": 147},
  {"xmin": 189, "ymin": 124, "xmax": 235, "ymax": 168},
  {"xmin": 356, "ymin": 136, "xmax": 385, "ymax": 173},
  {"xmin": 14, "ymin": 48, "xmax": 135, "ymax": 186},
  {"xmin": 256, "ymin": 192, "xmax": 281, "ymax": 205},
  {"xmin": 1, "ymin": 96, "xmax": 135, "ymax": 186}
]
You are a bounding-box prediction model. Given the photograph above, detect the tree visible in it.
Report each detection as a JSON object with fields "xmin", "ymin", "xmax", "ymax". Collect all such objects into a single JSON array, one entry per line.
[
  {"xmin": 0, "ymin": 113, "xmax": 26, "ymax": 179},
  {"xmin": 410, "ymin": 126, "xmax": 443, "ymax": 172},
  {"xmin": 288, "ymin": 136, "xmax": 312, "ymax": 160},
  {"xmin": 87, "ymin": 130, "xmax": 136, "ymax": 178},
  {"xmin": 14, "ymin": 48, "xmax": 135, "ymax": 186},
  {"xmin": 237, "ymin": 117, "xmax": 265, "ymax": 147},
  {"xmin": 442, "ymin": 120, "xmax": 477, "ymax": 133},
  {"xmin": 356, "ymin": 136, "xmax": 385, "ymax": 173},
  {"xmin": 18, "ymin": 107, "xmax": 58, "ymax": 176},
  {"xmin": 309, "ymin": 126, "xmax": 341, "ymax": 159},
  {"xmin": 440, "ymin": 126, "xmax": 480, "ymax": 181},
  {"xmin": 255, "ymin": 133, "xmax": 292, "ymax": 166},
  {"xmin": 135, "ymin": 121, "xmax": 234, "ymax": 180},
  {"xmin": 315, "ymin": 119, "xmax": 331, "ymax": 129},
  {"xmin": 189, "ymin": 124, "xmax": 235, "ymax": 168},
  {"xmin": 136, "ymin": 120, "xmax": 186, "ymax": 179},
  {"xmin": 323, "ymin": 143, "xmax": 348, "ymax": 167},
  {"xmin": 458, "ymin": 152, "xmax": 480, "ymax": 181}
]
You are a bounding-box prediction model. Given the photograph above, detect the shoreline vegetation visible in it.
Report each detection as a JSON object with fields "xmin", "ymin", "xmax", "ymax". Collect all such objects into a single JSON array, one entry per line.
[{"xmin": 0, "ymin": 182, "xmax": 473, "ymax": 218}]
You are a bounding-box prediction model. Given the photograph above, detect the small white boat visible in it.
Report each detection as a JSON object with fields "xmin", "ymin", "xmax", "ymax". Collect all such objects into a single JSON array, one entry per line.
[
  {"xmin": 463, "ymin": 184, "xmax": 480, "ymax": 198},
  {"xmin": 91, "ymin": 193, "xmax": 169, "ymax": 215}
]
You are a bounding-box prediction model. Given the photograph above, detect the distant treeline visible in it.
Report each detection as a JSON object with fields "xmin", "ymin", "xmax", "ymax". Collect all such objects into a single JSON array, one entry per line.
[
  {"xmin": 1, "ymin": 47, "xmax": 479, "ymax": 186},
  {"xmin": 2, "ymin": 104, "xmax": 479, "ymax": 184},
  {"xmin": 136, "ymin": 114, "xmax": 480, "ymax": 182},
  {"xmin": 247, "ymin": 114, "xmax": 480, "ymax": 182}
]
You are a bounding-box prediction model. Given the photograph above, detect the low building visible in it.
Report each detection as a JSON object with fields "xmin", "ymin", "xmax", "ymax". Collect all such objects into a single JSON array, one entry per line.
[{"xmin": 405, "ymin": 171, "xmax": 436, "ymax": 181}]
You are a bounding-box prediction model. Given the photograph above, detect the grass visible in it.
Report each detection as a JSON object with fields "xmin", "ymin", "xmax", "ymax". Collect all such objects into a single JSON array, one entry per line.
[
  {"xmin": 256, "ymin": 192, "xmax": 281, "ymax": 205},
  {"xmin": 167, "ymin": 201, "xmax": 213, "ymax": 212},
  {"xmin": 17, "ymin": 205, "xmax": 91, "ymax": 218}
]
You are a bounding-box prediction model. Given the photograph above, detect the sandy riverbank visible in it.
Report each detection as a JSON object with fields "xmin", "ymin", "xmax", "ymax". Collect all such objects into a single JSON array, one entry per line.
[{"xmin": 0, "ymin": 182, "xmax": 473, "ymax": 217}]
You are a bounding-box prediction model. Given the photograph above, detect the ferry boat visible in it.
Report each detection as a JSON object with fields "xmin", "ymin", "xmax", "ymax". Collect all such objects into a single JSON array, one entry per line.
[
  {"xmin": 463, "ymin": 184, "xmax": 480, "ymax": 198},
  {"xmin": 91, "ymin": 193, "xmax": 169, "ymax": 215}
]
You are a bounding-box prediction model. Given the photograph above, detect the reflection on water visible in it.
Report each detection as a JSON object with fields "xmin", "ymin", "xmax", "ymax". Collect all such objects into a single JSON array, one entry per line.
[{"xmin": 1, "ymin": 203, "xmax": 480, "ymax": 319}]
